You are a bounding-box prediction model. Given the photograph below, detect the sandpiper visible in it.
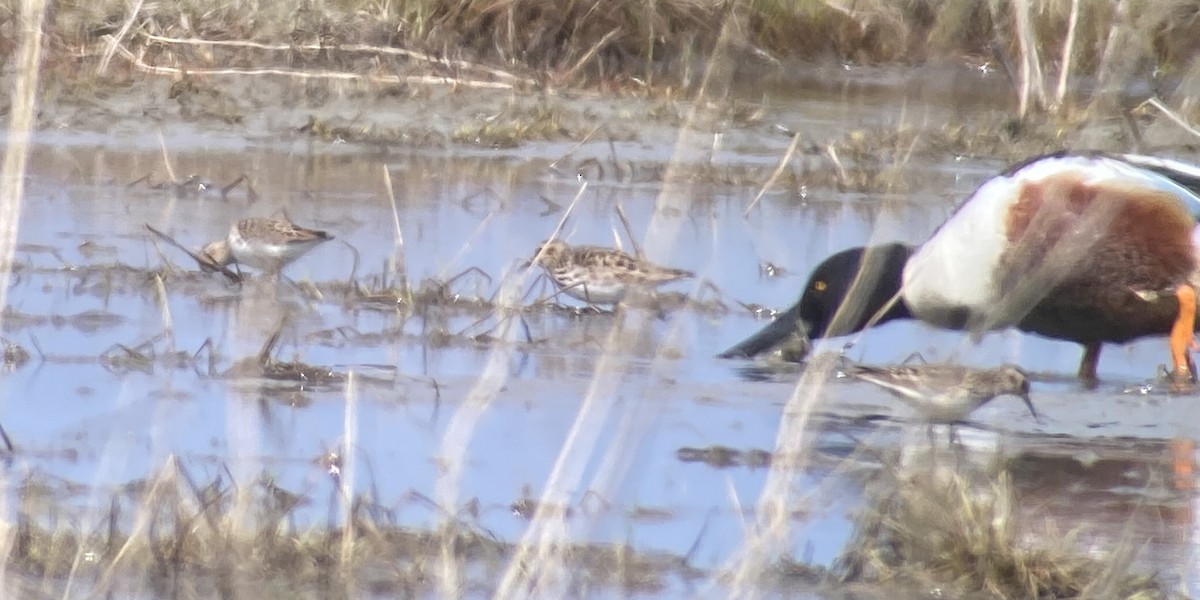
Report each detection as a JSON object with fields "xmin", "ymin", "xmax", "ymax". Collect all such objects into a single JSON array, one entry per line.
[
  {"xmin": 525, "ymin": 239, "xmax": 693, "ymax": 305},
  {"xmin": 201, "ymin": 218, "xmax": 333, "ymax": 274},
  {"xmin": 846, "ymin": 363, "xmax": 1038, "ymax": 425}
]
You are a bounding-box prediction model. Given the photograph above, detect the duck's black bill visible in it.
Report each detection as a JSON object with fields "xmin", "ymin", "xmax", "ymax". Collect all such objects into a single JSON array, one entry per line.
[{"xmin": 718, "ymin": 314, "xmax": 809, "ymax": 359}]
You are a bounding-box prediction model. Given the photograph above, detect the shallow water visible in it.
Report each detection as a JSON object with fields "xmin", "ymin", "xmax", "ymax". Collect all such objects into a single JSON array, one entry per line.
[{"xmin": 4, "ymin": 65, "xmax": 1200, "ymax": 596}]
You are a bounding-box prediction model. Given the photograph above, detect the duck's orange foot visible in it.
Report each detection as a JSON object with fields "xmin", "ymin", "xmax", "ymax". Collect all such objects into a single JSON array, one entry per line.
[
  {"xmin": 1172, "ymin": 368, "xmax": 1197, "ymax": 393},
  {"xmin": 1169, "ymin": 353, "xmax": 1199, "ymax": 393},
  {"xmin": 1169, "ymin": 284, "xmax": 1198, "ymax": 388}
]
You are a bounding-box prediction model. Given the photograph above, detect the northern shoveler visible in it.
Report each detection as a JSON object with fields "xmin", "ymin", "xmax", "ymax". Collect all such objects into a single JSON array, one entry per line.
[{"xmin": 720, "ymin": 152, "xmax": 1200, "ymax": 383}]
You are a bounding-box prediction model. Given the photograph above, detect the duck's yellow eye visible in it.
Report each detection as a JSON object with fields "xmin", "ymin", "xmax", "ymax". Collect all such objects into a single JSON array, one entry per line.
[{"xmin": 814, "ymin": 280, "xmax": 827, "ymax": 292}]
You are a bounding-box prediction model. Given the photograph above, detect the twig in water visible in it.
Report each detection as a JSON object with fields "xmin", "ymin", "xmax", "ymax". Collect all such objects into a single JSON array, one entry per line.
[
  {"xmin": 614, "ymin": 204, "xmax": 641, "ymax": 258},
  {"xmin": 156, "ymin": 129, "xmax": 177, "ymax": 184},
  {"xmin": 744, "ymin": 133, "xmax": 802, "ymax": 217},
  {"xmin": 381, "ymin": 166, "xmax": 409, "ymax": 295},
  {"xmin": 144, "ymin": 223, "xmax": 241, "ymax": 283},
  {"xmin": 341, "ymin": 239, "xmax": 361, "ymax": 288},
  {"xmin": 825, "ymin": 144, "xmax": 848, "ymax": 189},
  {"xmin": 192, "ymin": 337, "xmax": 216, "ymax": 378},
  {"xmin": 0, "ymin": 420, "xmax": 14, "ymax": 453},
  {"xmin": 549, "ymin": 125, "xmax": 603, "ymax": 173},
  {"xmin": 438, "ymin": 209, "xmax": 497, "ymax": 283},
  {"xmin": 220, "ymin": 174, "xmax": 256, "ymax": 201},
  {"xmin": 437, "ymin": 266, "xmax": 494, "ymax": 298},
  {"xmin": 257, "ymin": 319, "xmax": 287, "ymax": 366}
]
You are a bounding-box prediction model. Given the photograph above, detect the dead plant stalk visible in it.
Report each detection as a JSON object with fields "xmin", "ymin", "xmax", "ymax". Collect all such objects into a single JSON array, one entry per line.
[{"xmin": 0, "ymin": 0, "xmax": 46, "ymax": 584}]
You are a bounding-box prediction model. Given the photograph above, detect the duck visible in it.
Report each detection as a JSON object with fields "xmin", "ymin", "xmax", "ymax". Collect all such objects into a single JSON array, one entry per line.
[{"xmin": 720, "ymin": 152, "xmax": 1200, "ymax": 383}]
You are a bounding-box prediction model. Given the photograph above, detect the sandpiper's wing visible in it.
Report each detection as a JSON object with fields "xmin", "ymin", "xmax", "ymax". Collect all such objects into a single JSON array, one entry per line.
[
  {"xmin": 641, "ymin": 263, "xmax": 694, "ymax": 283},
  {"xmin": 847, "ymin": 365, "xmax": 959, "ymax": 404},
  {"xmin": 240, "ymin": 218, "xmax": 333, "ymax": 245},
  {"xmin": 584, "ymin": 246, "xmax": 693, "ymax": 283}
]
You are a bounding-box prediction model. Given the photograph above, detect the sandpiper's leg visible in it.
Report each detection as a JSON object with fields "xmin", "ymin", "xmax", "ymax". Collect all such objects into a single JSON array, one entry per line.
[
  {"xmin": 1170, "ymin": 284, "xmax": 1197, "ymax": 384},
  {"xmin": 948, "ymin": 423, "xmax": 968, "ymax": 468},
  {"xmin": 1077, "ymin": 342, "xmax": 1100, "ymax": 387}
]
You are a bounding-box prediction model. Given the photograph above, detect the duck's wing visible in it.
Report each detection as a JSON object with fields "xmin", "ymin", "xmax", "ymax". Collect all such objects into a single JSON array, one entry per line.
[{"xmin": 1114, "ymin": 154, "xmax": 1200, "ymax": 216}]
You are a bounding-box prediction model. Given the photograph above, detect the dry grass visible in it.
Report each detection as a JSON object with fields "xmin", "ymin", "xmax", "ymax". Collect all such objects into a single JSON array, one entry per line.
[
  {"xmin": 9, "ymin": 0, "xmax": 1194, "ymax": 118},
  {"xmin": 3, "ymin": 461, "xmax": 696, "ymax": 598},
  {"xmin": 838, "ymin": 468, "xmax": 1172, "ymax": 599},
  {"xmin": 0, "ymin": 0, "xmax": 1190, "ymax": 597}
]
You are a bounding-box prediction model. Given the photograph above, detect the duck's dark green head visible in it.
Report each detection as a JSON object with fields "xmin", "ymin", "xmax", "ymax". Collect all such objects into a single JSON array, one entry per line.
[
  {"xmin": 718, "ymin": 243, "xmax": 914, "ymax": 359},
  {"xmin": 795, "ymin": 243, "xmax": 914, "ymax": 339}
]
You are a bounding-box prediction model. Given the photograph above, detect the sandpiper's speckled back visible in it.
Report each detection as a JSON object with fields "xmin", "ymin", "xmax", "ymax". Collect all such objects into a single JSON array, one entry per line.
[
  {"xmin": 528, "ymin": 239, "xmax": 693, "ymax": 304},
  {"xmin": 202, "ymin": 217, "xmax": 333, "ymax": 273}
]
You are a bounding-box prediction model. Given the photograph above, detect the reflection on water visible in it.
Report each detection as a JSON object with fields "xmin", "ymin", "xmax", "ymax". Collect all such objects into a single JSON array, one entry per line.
[{"xmin": 3, "ymin": 128, "xmax": 1198, "ymax": 595}]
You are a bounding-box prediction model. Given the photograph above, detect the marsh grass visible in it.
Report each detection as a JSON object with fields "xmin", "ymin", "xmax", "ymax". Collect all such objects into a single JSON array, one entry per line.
[
  {"xmin": 0, "ymin": 0, "xmax": 1194, "ymax": 598},
  {"xmin": 838, "ymin": 468, "xmax": 1172, "ymax": 599},
  {"xmin": 451, "ymin": 100, "xmax": 574, "ymax": 148},
  {"xmin": 19, "ymin": 0, "xmax": 1200, "ymax": 120},
  {"xmin": 4, "ymin": 464, "xmax": 526, "ymax": 597}
]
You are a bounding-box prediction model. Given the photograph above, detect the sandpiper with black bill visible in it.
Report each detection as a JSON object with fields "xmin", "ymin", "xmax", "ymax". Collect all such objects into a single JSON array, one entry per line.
[
  {"xmin": 525, "ymin": 239, "xmax": 693, "ymax": 305},
  {"xmin": 846, "ymin": 363, "xmax": 1039, "ymax": 425},
  {"xmin": 201, "ymin": 217, "xmax": 333, "ymax": 275}
]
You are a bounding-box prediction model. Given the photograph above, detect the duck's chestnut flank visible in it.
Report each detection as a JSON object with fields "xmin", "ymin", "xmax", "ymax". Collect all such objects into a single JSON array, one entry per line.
[{"xmin": 721, "ymin": 152, "xmax": 1200, "ymax": 383}]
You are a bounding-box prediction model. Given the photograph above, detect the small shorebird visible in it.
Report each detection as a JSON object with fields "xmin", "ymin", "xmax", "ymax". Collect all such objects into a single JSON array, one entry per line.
[
  {"xmin": 846, "ymin": 363, "xmax": 1038, "ymax": 425},
  {"xmin": 525, "ymin": 239, "xmax": 693, "ymax": 305},
  {"xmin": 201, "ymin": 218, "xmax": 333, "ymax": 274},
  {"xmin": 720, "ymin": 152, "xmax": 1200, "ymax": 385}
]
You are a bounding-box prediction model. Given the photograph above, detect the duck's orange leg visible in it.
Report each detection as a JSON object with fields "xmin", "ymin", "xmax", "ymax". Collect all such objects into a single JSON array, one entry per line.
[{"xmin": 1170, "ymin": 284, "xmax": 1198, "ymax": 383}]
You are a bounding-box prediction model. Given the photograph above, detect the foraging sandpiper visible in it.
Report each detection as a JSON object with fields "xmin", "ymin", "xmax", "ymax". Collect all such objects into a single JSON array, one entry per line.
[
  {"xmin": 526, "ymin": 239, "xmax": 693, "ymax": 305},
  {"xmin": 201, "ymin": 217, "xmax": 333, "ymax": 274},
  {"xmin": 846, "ymin": 363, "xmax": 1038, "ymax": 425}
]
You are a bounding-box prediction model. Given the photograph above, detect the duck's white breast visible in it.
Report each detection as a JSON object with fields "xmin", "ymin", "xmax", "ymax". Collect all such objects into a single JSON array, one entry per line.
[
  {"xmin": 902, "ymin": 154, "xmax": 1200, "ymax": 330},
  {"xmin": 901, "ymin": 165, "xmax": 1019, "ymax": 329}
]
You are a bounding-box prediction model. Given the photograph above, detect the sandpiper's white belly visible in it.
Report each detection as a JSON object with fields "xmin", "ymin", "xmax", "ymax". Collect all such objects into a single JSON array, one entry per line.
[
  {"xmin": 228, "ymin": 226, "xmax": 313, "ymax": 270},
  {"xmin": 915, "ymin": 394, "xmax": 977, "ymax": 424},
  {"xmin": 557, "ymin": 279, "xmax": 627, "ymax": 304}
]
